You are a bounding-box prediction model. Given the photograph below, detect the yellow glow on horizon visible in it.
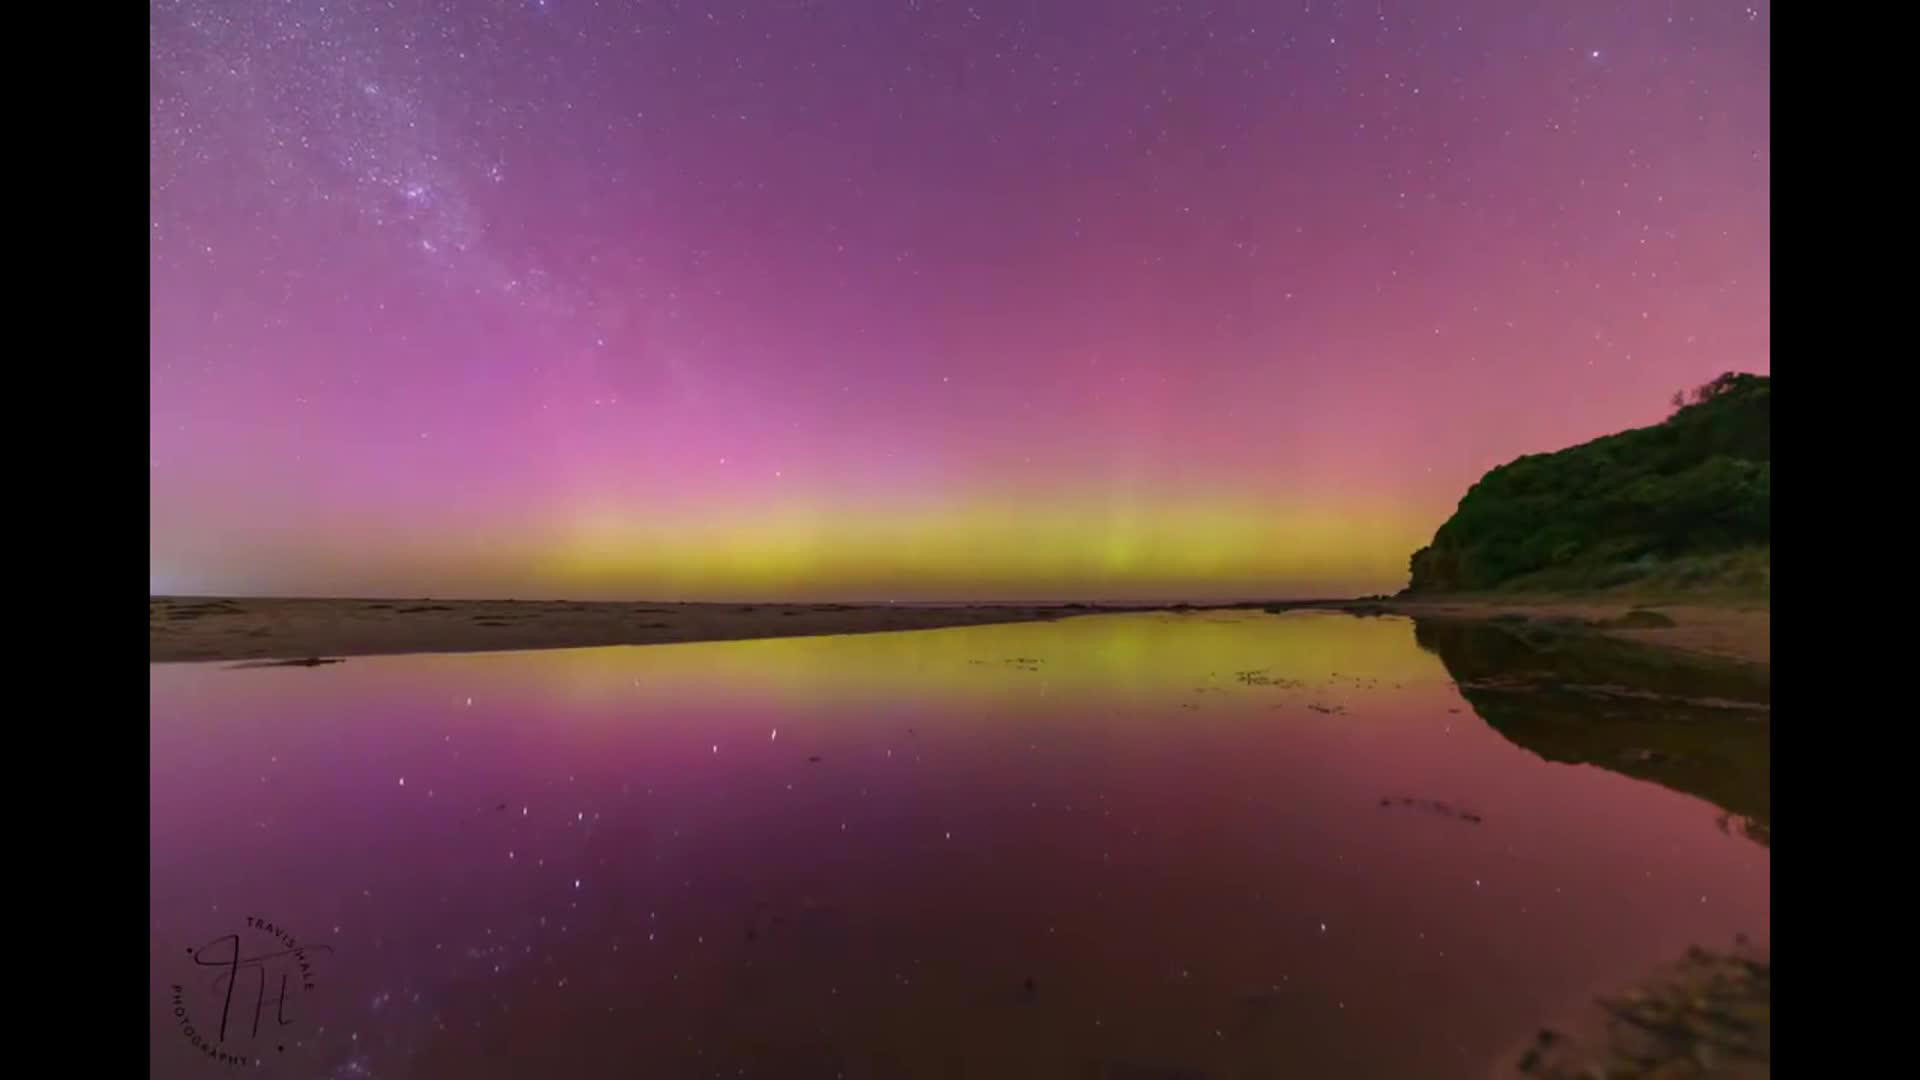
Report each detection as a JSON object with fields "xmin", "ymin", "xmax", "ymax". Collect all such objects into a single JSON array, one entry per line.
[
  {"xmin": 535, "ymin": 497, "xmax": 1427, "ymax": 599},
  {"xmin": 171, "ymin": 493, "xmax": 1437, "ymax": 601}
]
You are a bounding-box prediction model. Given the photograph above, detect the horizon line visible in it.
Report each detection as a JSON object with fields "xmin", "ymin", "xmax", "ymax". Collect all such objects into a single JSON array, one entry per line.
[{"xmin": 149, "ymin": 592, "xmax": 1381, "ymax": 606}]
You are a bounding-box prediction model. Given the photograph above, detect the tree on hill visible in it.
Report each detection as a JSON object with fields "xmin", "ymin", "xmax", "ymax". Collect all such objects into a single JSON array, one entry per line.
[{"xmin": 1671, "ymin": 371, "xmax": 1761, "ymax": 414}]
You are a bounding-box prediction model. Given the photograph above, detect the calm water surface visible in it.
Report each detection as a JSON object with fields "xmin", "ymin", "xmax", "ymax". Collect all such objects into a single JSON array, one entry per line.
[{"xmin": 150, "ymin": 612, "xmax": 1769, "ymax": 1079}]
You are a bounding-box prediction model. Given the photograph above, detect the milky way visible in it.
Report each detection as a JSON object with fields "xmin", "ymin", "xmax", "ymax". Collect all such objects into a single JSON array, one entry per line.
[{"xmin": 150, "ymin": 1, "xmax": 1769, "ymax": 601}]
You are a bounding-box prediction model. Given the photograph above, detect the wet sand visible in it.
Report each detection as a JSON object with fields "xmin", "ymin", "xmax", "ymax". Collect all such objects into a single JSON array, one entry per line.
[
  {"xmin": 149, "ymin": 596, "xmax": 1135, "ymax": 663},
  {"xmin": 1503, "ymin": 941, "xmax": 1770, "ymax": 1079},
  {"xmin": 151, "ymin": 594, "xmax": 1770, "ymax": 666},
  {"xmin": 1270, "ymin": 597, "xmax": 1770, "ymax": 666}
]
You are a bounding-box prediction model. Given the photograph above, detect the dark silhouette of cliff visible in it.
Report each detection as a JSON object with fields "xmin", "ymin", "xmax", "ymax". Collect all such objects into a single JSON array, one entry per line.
[
  {"xmin": 1406, "ymin": 373, "xmax": 1769, "ymax": 594},
  {"xmin": 1413, "ymin": 617, "xmax": 1769, "ymax": 845}
]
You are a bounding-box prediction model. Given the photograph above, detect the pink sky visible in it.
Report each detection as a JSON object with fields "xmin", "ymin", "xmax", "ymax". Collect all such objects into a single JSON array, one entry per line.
[{"xmin": 151, "ymin": 1, "xmax": 1768, "ymax": 600}]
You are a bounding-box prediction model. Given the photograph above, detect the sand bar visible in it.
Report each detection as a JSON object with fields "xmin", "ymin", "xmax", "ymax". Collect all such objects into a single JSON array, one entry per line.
[
  {"xmin": 1272, "ymin": 597, "xmax": 1770, "ymax": 666},
  {"xmin": 151, "ymin": 594, "xmax": 1768, "ymax": 666},
  {"xmin": 149, "ymin": 596, "xmax": 1141, "ymax": 663}
]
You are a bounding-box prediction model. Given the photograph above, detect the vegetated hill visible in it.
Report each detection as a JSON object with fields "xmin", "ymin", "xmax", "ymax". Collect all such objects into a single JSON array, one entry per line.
[{"xmin": 1405, "ymin": 372, "xmax": 1769, "ymax": 595}]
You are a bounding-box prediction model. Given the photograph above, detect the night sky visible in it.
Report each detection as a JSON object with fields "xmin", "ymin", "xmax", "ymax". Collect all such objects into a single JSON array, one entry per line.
[{"xmin": 150, "ymin": 1, "xmax": 1770, "ymax": 601}]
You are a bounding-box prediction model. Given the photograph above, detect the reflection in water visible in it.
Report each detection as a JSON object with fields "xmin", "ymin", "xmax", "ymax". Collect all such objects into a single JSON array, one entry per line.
[
  {"xmin": 1411, "ymin": 618, "xmax": 1770, "ymax": 847},
  {"xmin": 151, "ymin": 612, "xmax": 1768, "ymax": 1079}
]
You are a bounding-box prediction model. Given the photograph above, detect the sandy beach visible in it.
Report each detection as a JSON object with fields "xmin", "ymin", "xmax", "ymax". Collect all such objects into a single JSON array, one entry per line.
[
  {"xmin": 148, "ymin": 596, "xmax": 1144, "ymax": 663},
  {"xmin": 1295, "ymin": 597, "xmax": 1771, "ymax": 666},
  {"xmin": 151, "ymin": 594, "xmax": 1768, "ymax": 665}
]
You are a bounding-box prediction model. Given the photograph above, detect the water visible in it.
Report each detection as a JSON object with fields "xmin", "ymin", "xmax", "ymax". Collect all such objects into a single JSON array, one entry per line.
[{"xmin": 150, "ymin": 611, "xmax": 1769, "ymax": 1079}]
